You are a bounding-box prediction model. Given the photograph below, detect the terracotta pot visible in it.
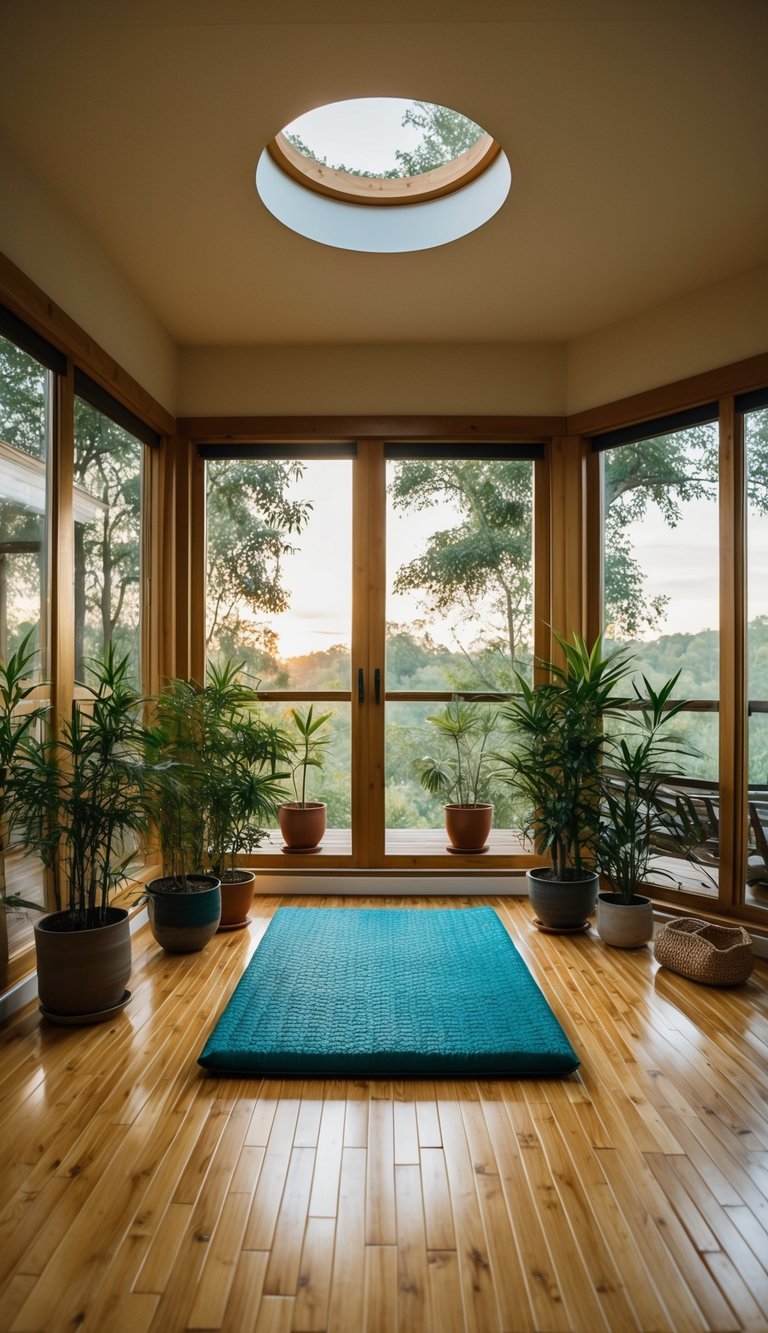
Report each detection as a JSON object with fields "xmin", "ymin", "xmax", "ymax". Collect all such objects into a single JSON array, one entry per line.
[
  {"xmin": 219, "ymin": 869, "xmax": 256, "ymax": 930},
  {"xmin": 597, "ymin": 892, "xmax": 654, "ymax": 948},
  {"xmin": 278, "ymin": 802, "xmax": 327, "ymax": 851},
  {"xmin": 527, "ymin": 868, "xmax": 599, "ymax": 931},
  {"xmin": 34, "ymin": 907, "xmax": 132, "ymax": 1019},
  {"xmin": 146, "ymin": 875, "xmax": 221, "ymax": 953},
  {"xmin": 444, "ymin": 803, "xmax": 493, "ymax": 851}
]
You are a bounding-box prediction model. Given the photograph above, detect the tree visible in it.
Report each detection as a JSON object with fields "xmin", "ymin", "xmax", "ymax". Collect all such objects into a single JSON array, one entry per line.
[
  {"xmin": 389, "ymin": 458, "xmax": 533, "ymax": 689},
  {"xmin": 205, "ymin": 459, "xmax": 312, "ymax": 677},
  {"xmin": 287, "ymin": 101, "xmax": 482, "ymax": 179}
]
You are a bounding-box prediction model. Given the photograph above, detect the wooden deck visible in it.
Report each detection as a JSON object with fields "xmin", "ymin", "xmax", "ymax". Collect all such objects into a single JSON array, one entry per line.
[{"xmin": 1, "ymin": 894, "xmax": 767, "ymax": 1332}]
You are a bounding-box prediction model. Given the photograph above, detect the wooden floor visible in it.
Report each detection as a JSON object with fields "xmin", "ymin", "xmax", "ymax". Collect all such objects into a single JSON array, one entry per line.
[{"xmin": 1, "ymin": 896, "xmax": 768, "ymax": 1333}]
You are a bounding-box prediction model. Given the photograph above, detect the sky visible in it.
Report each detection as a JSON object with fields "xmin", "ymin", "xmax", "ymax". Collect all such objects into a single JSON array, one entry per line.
[{"xmin": 283, "ymin": 98, "xmax": 426, "ymax": 175}]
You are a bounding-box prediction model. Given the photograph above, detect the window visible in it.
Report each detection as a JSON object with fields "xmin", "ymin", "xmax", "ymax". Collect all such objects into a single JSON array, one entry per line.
[{"xmin": 598, "ymin": 410, "xmax": 720, "ymax": 898}]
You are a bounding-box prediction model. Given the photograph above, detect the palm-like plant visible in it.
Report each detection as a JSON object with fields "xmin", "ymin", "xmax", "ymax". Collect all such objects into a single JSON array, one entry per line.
[
  {"xmin": 288, "ymin": 704, "xmax": 332, "ymax": 808},
  {"xmin": 418, "ymin": 699, "xmax": 498, "ymax": 807},
  {"xmin": 597, "ymin": 672, "xmax": 693, "ymax": 902},
  {"xmin": 497, "ymin": 634, "xmax": 635, "ymax": 879}
]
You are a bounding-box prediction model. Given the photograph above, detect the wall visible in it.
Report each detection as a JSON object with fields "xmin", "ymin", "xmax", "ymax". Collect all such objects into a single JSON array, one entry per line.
[
  {"xmin": 567, "ymin": 264, "xmax": 768, "ymax": 416},
  {"xmin": 176, "ymin": 342, "xmax": 567, "ymax": 417},
  {"xmin": 0, "ymin": 142, "xmax": 177, "ymax": 414}
]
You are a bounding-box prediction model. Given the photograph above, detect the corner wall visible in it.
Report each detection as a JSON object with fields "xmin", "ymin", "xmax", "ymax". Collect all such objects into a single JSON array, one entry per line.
[
  {"xmin": 0, "ymin": 142, "xmax": 177, "ymax": 414},
  {"xmin": 567, "ymin": 264, "xmax": 768, "ymax": 417}
]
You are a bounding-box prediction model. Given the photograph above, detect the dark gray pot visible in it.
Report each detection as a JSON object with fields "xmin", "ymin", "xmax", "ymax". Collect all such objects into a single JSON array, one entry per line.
[
  {"xmin": 146, "ymin": 875, "xmax": 221, "ymax": 953},
  {"xmin": 527, "ymin": 868, "xmax": 599, "ymax": 931},
  {"xmin": 34, "ymin": 907, "xmax": 131, "ymax": 1018}
]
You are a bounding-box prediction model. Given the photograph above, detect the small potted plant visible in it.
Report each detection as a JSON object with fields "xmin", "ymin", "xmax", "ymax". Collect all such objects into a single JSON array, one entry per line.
[
  {"xmin": 596, "ymin": 671, "xmax": 692, "ymax": 948},
  {"xmin": 418, "ymin": 699, "xmax": 497, "ymax": 851},
  {"xmin": 278, "ymin": 704, "xmax": 332, "ymax": 851},
  {"xmin": 496, "ymin": 633, "xmax": 635, "ymax": 931},
  {"xmin": 15, "ymin": 646, "xmax": 147, "ymax": 1020},
  {"xmin": 0, "ymin": 631, "xmax": 49, "ymax": 990}
]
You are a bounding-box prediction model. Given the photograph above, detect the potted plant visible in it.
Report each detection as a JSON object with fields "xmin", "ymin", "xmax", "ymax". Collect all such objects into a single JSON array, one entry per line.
[
  {"xmin": 144, "ymin": 661, "xmax": 293, "ymax": 945},
  {"xmin": 496, "ymin": 633, "xmax": 635, "ymax": 931},
  {"xmin": 15, "ymin": 646, "xmax": 147, "ymax": 1020},
  {"xmin": 0, "ymin": 631, "xmax": 49, "ymax": 990},
  {"xmin": 278, "ymin": 704, "xmax": 332, "ymax": 851},
  {"xmin": 418, "ymin": 699, "xmax": 497, "ymax": 851},
  {"xmin": 197, "ymin": 661, "xmax": 292, "ymax": 927},
  {"xmin": 596, "ymin": 671, "xmax": 692, "ymax": 948}
]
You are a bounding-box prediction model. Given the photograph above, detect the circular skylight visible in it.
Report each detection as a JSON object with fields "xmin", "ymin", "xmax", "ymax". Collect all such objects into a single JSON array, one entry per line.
[{"xmin": 256, "ymin": 97, "xmax": 511, "ymax": 252}]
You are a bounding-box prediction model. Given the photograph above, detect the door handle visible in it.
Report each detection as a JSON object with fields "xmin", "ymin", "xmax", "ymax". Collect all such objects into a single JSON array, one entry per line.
[
  {"xmin": 358, "ymin": 667, "xmax": 365, "ymax": 703},
  {"xmin": 374, "ymin": 667, "xmax": 381, "ymax": 704}
]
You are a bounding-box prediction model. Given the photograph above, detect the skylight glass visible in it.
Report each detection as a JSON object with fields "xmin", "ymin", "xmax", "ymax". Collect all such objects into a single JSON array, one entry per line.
[
  {"xmin": 283, "ymin": 98, "xmax": 484, "ymax": 180},
  {"xmin": 256, "ymin": 96, "xmax": 511, "ymax": 252}
]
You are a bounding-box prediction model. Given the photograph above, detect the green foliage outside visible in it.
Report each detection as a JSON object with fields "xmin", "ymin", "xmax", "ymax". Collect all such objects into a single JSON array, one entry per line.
[{"xmin": 287, "ymin": 100, "xmax": 483, "ymax": 180}]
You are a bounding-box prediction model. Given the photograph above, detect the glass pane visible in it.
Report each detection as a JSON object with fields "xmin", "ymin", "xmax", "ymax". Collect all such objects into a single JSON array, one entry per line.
[
  {"xmin": 386, "ymin": 457, "xmax": 534, "ymax": 690},
  {"xmin": 0, "ymin": 333, "xmax": 51, "ymax": 958},
  {"xmin": 602, "ymin": 421, "xmax": 719, "ymax": 897},
  {"xmin": 0, "ymin": 333, "xmax": 50, "ymax": 668},
  {"xmin": 240, "ymin": 700, "xmax": 351, "ymax": 837},
  {"xmin": 746, "ymin": 405, "xmax": 768, "ymax": 907},
  {"xmin": 206, "ymin": 458, "xmax": 352, "ymax": 690},
  {"xmin": 73, "ymin": 398, "xmax": 143, "ymax": 684}
]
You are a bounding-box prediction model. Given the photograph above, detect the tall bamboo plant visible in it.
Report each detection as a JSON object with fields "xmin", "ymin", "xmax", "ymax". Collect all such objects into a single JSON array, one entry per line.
[
  {"xmin": 0, "ymin": 631, "xmax": 50, "ymax": 914},
  {"xmin": 145, "ymin": 660, "xmax": 293, "ymax": 884},
  {"xmin": 15, "ymin": 646, "xmax": 149, "ymax": 928}
]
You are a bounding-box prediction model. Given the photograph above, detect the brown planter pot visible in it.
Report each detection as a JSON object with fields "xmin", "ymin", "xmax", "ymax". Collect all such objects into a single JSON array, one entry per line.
[
  {"xmin": 527, "ymin": 868, "xmax": 599, "ymax": 932},
  {"xmin": 597, "ymin": 892, "xmax": 654, "ymax": 949},
  {"xmin": 278, "ymin": 802, "xmax": 327, "ymax": 851},
  {"xmin": 146, "ymin": 875, "xmax": 221, "ymax": 953},
  {"xmin": 34, "ymin": 907, "xmax": 132, "ymax": 1019},
  {"xmin": 444, "ymin": 803, "xmax": 493, "ymax": 852},
  {"xmin": 219, "ymin": 870, "xmax": 256, "ymax": 930}
]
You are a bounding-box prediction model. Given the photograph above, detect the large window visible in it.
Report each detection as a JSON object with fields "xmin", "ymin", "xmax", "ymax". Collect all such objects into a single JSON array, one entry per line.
[
  {"xmin": 73, "ymin": 393, "xmax": 144, "ymax": 684},
  {"xmin": 0, "ymin": 329, "xmax": 53, "ymax": 958},
  {"xmin": 745, "ymin": 399, "xmax": 768, "ymax": 908},
  {"xmin": 599, "ymin": 412, "xmax": 720, "ymax": 898}
]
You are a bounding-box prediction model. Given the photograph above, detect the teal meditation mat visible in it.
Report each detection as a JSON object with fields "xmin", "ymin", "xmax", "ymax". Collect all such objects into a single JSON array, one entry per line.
[{"xmin": 198, "ymin": 906, "xmax": 579, "ymax": 1077}]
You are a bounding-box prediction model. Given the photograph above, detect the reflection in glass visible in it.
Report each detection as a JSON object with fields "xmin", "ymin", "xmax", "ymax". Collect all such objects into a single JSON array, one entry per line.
[
  {"xmin": 206, "ymin": 458, "xmax": 352, "ymax": 691},
  {"xmin": 73, "ymin": 398, "xmax": 142, "ymax": 683},
  {"xmin": 386, "ymin": 457, "xmax": 534, "ymax": 691},
  {"xmin": 602, "ymin": 422, "xmax": 719, "ymax": 895}
]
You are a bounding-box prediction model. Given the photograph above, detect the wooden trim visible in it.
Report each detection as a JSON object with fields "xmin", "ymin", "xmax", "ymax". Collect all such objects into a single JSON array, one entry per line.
[
  {"xmin": 719, "ymin": 398, "xmax": 747, "ymax": 908},
  {"xmin": 0, "ymin": 252, "xmax": 175, "ymax": 438},
  {"xmin": 533, "ymin": 454, "xmax": 550, "ymax": 679},
  {"xmin": 568, "ymin": 350, "xmax": 768, "ymax": 439},
  {"xmin": 49, "ymin": 364, "xmax": 75, "ymax": 911},
  {"xmin": 178, "ymin": 416, "xmax": 567, "ymax": 443},
  {"xmin": 585, "ymin": 447, "xmax": 603, "ymax": 646},
  {"xmin": 268, "ymin": 132, "xmax": 501, "ymax": 207},
  {"xmin": 548, "ymin": 437, "xmax": 587, "ymax": 661},
  {"xmin": 353, "ymin": 442, "xmax": 386, "ymax": 867},
  {"xmin": 189, "ymin": 449, "xmax": 206, "ymax": 682}
]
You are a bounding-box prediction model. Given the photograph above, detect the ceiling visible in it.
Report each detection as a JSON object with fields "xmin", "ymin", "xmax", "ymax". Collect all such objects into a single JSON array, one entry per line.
[{"xmin": 1, "ymin": 0, "xmax": 767, "ymax": 348}]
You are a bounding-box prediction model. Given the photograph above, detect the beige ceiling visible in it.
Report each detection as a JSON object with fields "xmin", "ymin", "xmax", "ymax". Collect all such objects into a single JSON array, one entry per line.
[{"xmin": 1, "ymin": 0, "xmax": 767, "ymax": 348}]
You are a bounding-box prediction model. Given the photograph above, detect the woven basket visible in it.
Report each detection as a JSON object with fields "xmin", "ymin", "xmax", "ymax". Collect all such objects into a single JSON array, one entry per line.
[{"xmin": 654, "ymin": 917, "xmax": 753, "ymax": 986}]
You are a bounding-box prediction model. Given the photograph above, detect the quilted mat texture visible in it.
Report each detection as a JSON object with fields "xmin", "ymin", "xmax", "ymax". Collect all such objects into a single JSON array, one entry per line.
[{"xmin": 198, "ymin": 906, "xmax": 579, "ymax": 1077}]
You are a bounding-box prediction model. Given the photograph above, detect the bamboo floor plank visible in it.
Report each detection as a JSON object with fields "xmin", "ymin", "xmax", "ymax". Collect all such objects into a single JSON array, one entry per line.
[{"xmin": 1, "ymin": 895, "xmax": 767, "ymax": 1331}]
